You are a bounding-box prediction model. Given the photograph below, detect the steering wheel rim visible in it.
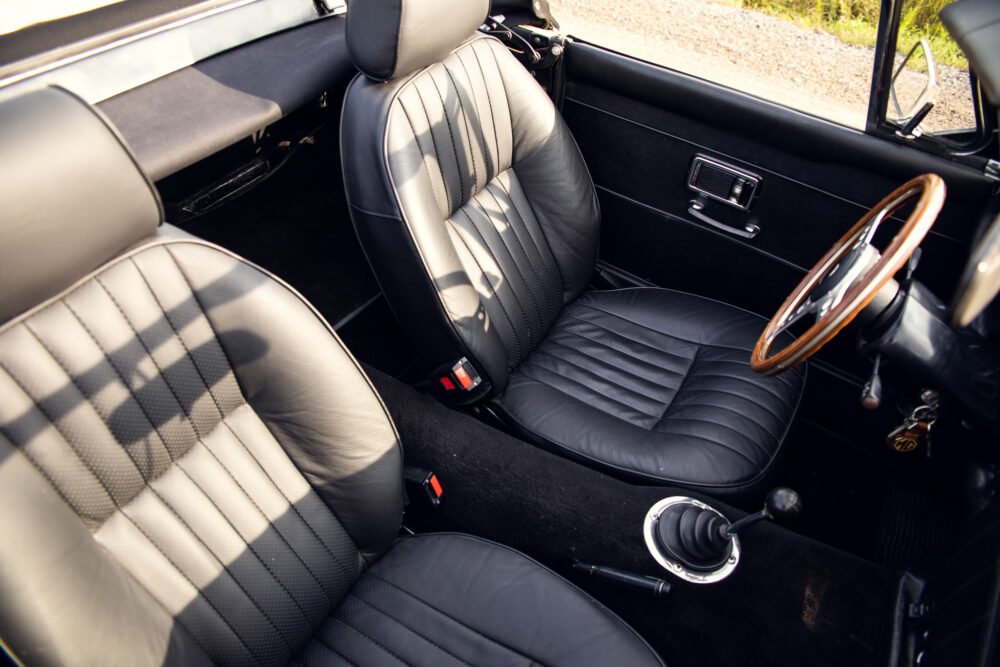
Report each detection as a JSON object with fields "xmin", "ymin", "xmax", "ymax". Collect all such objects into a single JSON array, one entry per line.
[{"xmin": 750, "ymin": 173, "xmax": 946, "ymax": 375}]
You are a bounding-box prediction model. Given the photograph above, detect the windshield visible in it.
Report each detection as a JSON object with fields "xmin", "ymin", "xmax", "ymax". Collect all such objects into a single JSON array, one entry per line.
[{"xmin": 0, "ymin": 1, "xmax": 128, "ymax": 36}]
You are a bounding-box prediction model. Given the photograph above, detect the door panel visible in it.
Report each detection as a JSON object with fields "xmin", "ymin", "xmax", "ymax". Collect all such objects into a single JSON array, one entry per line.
[{"xmin": 562, "ymin": 41, "xmax": 995, "ymax": 381}]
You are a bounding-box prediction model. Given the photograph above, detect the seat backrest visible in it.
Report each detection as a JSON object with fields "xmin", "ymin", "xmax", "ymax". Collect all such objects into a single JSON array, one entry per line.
[
  {"xmin": 0, "ymin": 88, "xmax": 403, "ymax": 667},
  {"xmin": 342, "ymin": 0, "xmax": 600, "ymax": 398}
]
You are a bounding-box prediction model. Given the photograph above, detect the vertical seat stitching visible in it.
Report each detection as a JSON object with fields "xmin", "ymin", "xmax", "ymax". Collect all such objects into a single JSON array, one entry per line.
[
  {"xmin": 128, "ymin": 258, "xmax": 340, "ymax": 604},
  {"xmin": 468, "ymin": 41, "xmax": 504, "ymax": 166},
  {"xmin": 129, "ymin": 256, "xmax": 227, "ymax": 420},
  {"xmin": 494, "ymin": 175, "xmax": 559, "ymax": 273},
  {"xmin": 0, "ymin": 421, "xmax": 92, "ymax": 522},
  {"xmin": 429, "ymin": 68, "xmax": 470, "ymax": 208},
  {"xmin": 0, "ymin": 355, "xmax": 265, "ymax": 666},
  {"xmin": 50, "ymin": 297, "xmax": 301, "ymax": 656},
  {"xmin": 163, "ymin": 247, "xmax": 362, "ymax": 576},
  {"xmin": 484, "ymin": 179, "xmax": 552, "ymax": 288},
  {"xmin": 412, "ymin": 84, "xmax": 456, "ymax": 214},
  {"xmin": 479, "ymin": 182, "xmax": 553, "ymax": 335},
  {"xmin": 0, "ymin": 353, "xmax": 117, "ymax": 512},
  {"xmin": 465, "ymin": 193, "xmax": 542, "ymax": 340},
  {"xmin": 442, "ymin": 61, "xmax": 481, "ymax": 190},
  {"xmin": 455, "ymin": 48, "xmax": 496, "ymax": 180},
  {"xmin": 398, "ymin": 100, "xmax": 449, "ymax": 216},
  {"xmin": 448, "ymin": 215, "xmax": 526, "ymax": 358}
]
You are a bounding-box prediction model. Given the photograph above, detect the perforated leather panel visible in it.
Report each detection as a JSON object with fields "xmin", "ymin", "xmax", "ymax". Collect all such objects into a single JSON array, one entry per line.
[{"xmin": 0, "ymin": 241, "xmax": 368, "ymax": 666}]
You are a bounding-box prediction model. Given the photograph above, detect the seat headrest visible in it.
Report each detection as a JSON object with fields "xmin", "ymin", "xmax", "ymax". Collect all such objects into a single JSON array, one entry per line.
[
  {"xmin": 347, "ymin": 0, "xmax": 490, "ymax": 81},
  {"xmin": 0, "ymin": 87, "xmax": 162, "ymax": 324}
]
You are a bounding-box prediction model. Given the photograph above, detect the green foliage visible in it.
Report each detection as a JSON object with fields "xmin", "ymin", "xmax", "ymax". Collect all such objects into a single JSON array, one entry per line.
[{"xmin": 731, "ymin": 0, "xmax": 967, "ymax": 68}]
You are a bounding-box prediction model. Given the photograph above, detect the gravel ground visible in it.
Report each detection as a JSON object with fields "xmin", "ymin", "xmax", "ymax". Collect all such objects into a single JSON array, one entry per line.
[{"xmin": 550, "ymin": 0, "xmax": 974, "ymax": 133}]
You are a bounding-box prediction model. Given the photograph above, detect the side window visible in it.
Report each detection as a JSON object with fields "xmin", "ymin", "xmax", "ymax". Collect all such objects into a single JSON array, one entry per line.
[
  {"xmin": 550, "ymin": 0, "xmax": 979, "ymax": 139},
  {"xmin": 883, "ymin": 0, "xmax": 977, "ymax": 140}
]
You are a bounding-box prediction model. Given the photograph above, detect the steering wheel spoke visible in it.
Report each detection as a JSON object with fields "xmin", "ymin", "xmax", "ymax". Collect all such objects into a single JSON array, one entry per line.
[{"xmin": 751, "ymin": 174, "xmax": 946, "ymax": 375}]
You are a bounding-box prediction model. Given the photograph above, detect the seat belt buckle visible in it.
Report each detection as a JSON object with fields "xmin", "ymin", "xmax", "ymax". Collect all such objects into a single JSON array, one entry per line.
[
  {"xmin": 437, "ymin": 357, "xmax": 482, "ymax": 392},
  {"xmin": 403, "ymin": 467, "xmax": 444, "ymax": 507}
]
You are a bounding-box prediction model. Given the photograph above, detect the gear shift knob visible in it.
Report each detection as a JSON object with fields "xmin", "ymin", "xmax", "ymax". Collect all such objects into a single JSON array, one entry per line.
[{"xmin": 763, "ymin": 487, "xmax": 803, "ymax": 522}]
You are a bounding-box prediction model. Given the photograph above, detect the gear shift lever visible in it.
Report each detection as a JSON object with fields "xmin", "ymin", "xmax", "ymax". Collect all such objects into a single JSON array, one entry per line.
[
  {"xmin": 644, "ymin": 487, "xmax": 802, "ymax": 583},
  {"xmin": 723, "ymin": 487, "xmax": 803, "ymax": 537}
]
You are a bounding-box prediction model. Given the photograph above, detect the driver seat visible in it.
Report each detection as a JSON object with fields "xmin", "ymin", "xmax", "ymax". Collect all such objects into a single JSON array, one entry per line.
[{"xmin": 341, "ymin": 0, "xmax": 806, "ymax": 497}]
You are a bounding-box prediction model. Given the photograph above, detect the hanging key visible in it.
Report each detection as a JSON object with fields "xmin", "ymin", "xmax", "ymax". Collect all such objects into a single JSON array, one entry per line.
[{"xmin": 887, "ymin": 404, "xmax": 937, "ymax": 455}]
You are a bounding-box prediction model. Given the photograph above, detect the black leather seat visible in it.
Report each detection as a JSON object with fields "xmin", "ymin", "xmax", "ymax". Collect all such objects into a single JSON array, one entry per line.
[
  {"xmin": 0, "ymin": 88, "xmax": 662, "ymax": 667},
  {"xmin": 341, "ymin": 0, "xmax": 805, "ymax": 496}
]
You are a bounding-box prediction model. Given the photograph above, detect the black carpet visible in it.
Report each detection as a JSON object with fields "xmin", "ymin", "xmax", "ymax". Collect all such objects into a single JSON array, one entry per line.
[{"xmin": 367, "ymin": 367, "xmax": 895, "ymax": 667}]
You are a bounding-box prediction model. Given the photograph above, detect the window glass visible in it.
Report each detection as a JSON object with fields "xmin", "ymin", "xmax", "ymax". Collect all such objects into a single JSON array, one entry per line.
[
  {"xmin": 0, "ymin": 1, "xmax": 127, "ymax": 35},
  {"xmin": 888, "ymin": 0, "xmax": 976, "ymax": 136},
  {"xmin": 549, "ymin": 0, "xmax": 976, "ymax": 135}
]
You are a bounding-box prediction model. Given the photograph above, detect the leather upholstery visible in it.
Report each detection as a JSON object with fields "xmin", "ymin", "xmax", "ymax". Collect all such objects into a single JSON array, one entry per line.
[
  {"xmin": 497, "ymin": 289, "xmax": 806, "ymax": 495},
  {"xmin": 0, "ymin": 234, "xmax": 402, "ymax": 666},
  {"xmin": 346, "ymin": 0, "xmax": 490, "ymax": 81},
  {"xmin": 0, "ymin": 87, "xmax": 662, "ymax": 667},
  {"xmin": 341, "ymin": 0, "xmax": 804, "ymax": 493},
  {"xmin": 342, "ymin": 34, "xmax": 599, "ymax": 395},
  {"xmin": 0, "ymin": 87, "xmax": 162, "ymax": 324},
  {"xmin": 301, "ymin": 534, "xmax": 664, "ymax": 666}
]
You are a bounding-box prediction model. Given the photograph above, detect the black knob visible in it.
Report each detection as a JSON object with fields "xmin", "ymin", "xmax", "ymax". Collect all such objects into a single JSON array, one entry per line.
[{"xmin": 763, "ymin": 487, "xmax": 802, "ymax": 522}]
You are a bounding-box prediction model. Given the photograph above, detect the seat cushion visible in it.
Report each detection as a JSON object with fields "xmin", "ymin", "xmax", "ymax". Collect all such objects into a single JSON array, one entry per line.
[
  {"xmin": 497, "ymin": 288, "xmax": 805, "ymax": 496},
  {"xmin": 296, "ymin": 533, "xmax": 663, "ymax": 666}
]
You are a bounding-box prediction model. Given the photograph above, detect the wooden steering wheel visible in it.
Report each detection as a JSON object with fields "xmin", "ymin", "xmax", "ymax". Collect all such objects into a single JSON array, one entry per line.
[{"xmin": 751, "ymin": 174, "xmax": 946, "ymax": 375}]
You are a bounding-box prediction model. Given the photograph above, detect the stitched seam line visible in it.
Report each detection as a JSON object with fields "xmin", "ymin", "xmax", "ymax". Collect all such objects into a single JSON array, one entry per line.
[
  {"xmin": 658, "ymin": 416, "xmax": 770, "ymax": 459},
  {"xmin": 515, "ymin": 366, "xmax": 652, "ymax": 426},
  {"xmin": 464, "ymin": 194, "xmax": 540, "ymax": 344},
  {"xmin": 366, "ymin": 573, "xmax": 542, "ymax": 664},
  {"xmin": 399, "ymin": 99, "xmax": 451, "ymax": 216},
  {"xmin": 0, "ymin": 356, "xmax": 263, "ymax": 665},
  {"xmin": 163, "ymin": 247, "xmax": 365, "ymax": 572},
  {"xmin": 681, "ymin": 370, "xmax": 793, "ymax": 408},
  {"xmin": 673, "ymin": 383, "xmax": 788, "ymax": 424},
  {"xmin": 468, "ymin": 41, "xmax": 503, "ymax": 172},
  {"xmin": 58, "ymin": 291, "xmax": 299, "ymax": 655},
  {"xmin": 346, "ymin": 593, "xmax": 471, "ymax": 665},
  {"xmin": 447, "ymin": 216, "xmax": 525, "ymax": 359},
  {"xmin": 87, "ymin": 277, "xmax": 331, "ymax": 620},
  {"xmin": 442, "ymin": 62, "xmax": 480, "ymax": 192},
  {"xmin": 478, "ymin": 183, "xmax": 549, "ymax": 337},
  {"xmin": 330, "ymin": 618, "xmax": 409, "ymax": 666},
  {"xmin": 455, "ymin": 46, "xmax": 497, "ymax": 179},
  {"xmin": 306, "ymin": 626, "xmax": 361, "ymax": 667},
  {"xmin": 129, "ymin": 256, "xmax": 229, "ymax": 421},
  {"xmin": 495, "ymin": 174, "xmax": 560, "ymax": 282},
  {"xmin": 558, "ymin": 311, "xmax": 696, "ymax": 363},
  {"xmin": 429, "ymin": 71, "xmax": 467, "ymax": 214},
  {"xmin": 546, "ymin": 329, "xmax": 687, "ymax": 382},
  {"xmin": 530, "ymin": 347, "xmax": 666, "ymax": 412},
  {"xmin": 126, "ymin": 258, "xmax": 339, "ymax": 605},
  {"xmin": 652, "ymin": 345, "xmax": 700, "ymax": 430},
  {"xmin": 413, "ymin": 83, "xmax": 457, "ymax": 214}
]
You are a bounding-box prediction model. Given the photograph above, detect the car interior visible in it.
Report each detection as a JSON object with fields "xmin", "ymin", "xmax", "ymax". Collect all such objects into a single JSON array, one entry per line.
[{"xmin": 1, "ymin": 0, "xmax": 999, "ymax": 665}]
